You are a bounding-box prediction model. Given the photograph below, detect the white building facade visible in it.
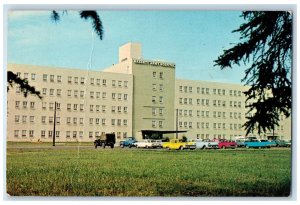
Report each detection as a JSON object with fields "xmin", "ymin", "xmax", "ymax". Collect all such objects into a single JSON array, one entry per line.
[{"xmin": 7, "ymin": 42, "xmax": 291, "ymax": 142}]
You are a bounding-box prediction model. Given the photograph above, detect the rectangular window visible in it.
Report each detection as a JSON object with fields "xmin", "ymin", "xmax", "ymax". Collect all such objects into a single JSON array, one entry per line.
[
  {"xmin": 80, "ymin": 91, "xmax": 84, "ymax": 98},
  {"xmin": 89, "ymin": 118, "xmax": 94, "ymax": 125},
  {"xmin": 80, "ymin": 104, "xmax": 84, "ymax": 111},
  {"xmin": 30, "ymin": 101, "xmax": 35, "ymax": 109},
  {"xmin": 118, "ymin": 106, "xmax": 122, "ymax": 113},
  {"xmin": 102, "ymin": 79, "xmax": 107, "ymax": 86},
  {"xmin": 117, "ymin": 119, "xmax": 122, "ymax": 126},
  {"xmin": 67, "ymin": 90, "xmax": 71, "ymax": 97},
  {"xmin": 102, "ymin": 92, "xmax": 106, "ymax": 99},
  {"xmin": 90, "ymin": 105, "xmax": 94, "ymax": 112},
  {"xmin": 118, "ymin": 93, "xmax": 122, "ymax": 100},
  {"xmin": 42, "ymin": 88, "xmax": 47, "ymax": 95},
  {"xmin": 118, "ymin": 81, "xmax": 122, "ymax": 87},
  {"xmin": 124, "ymin": 81, "xmax": 128, "ymax": 88},
  {"xmin": 96, "ymin": 105, "xmax": 100, "ymax": 112},
  {"xmin": 30, "ymin": 116, "xmax": 34, "ymax": 123},
  {"xmin": 124, "ymin": 94, "xmax": 128, "ymax": 101},
  {"xmin": 67, "ymin": 104, "xmax": 71, "ymax": 111},
  {"xmin": 102, "ymin": 119, "xmax": 106, "ymax": 125},
  {"xmin": 68, "ymin": 76, "xmax": 72, "ymax": 84},
  {"xmin": 15, "ymin": 115, "xmax": 20, "ymax": 123},
  {"xmin": 96, "ymin": 79, "xmax": 101, "ymax": 85},
  {"xmin": 159, "ymin": 108, "xmax": 163, "ymax": 115},
  {"xmin": 56, "ymin": 117, "xmax": 60, "ymax": 124},
  {"xmin": 41, "ymin": 130, "xmax": 46, "ymax": 138},
  {"xmin": 55, "ymin": 131, "xmax": 60, "ymax": 138},
  {"xmin": 15, "ymin": 101, "xmax": 20, "ymax": 108},
  {"xmin": 123, "ymin": 119, "xmax": 128, "ymax": 126},
  {"xmin": 49, "ymin": 116, "xmax": 54, "ymax": 124},
  {"xmin": 74, "ymin": 77, "xmax": 78, "ymax": 84},
  {"xmin": 73, "ymin": 104, "xmax": 78, "ymax": 111},
  {"xmin": 159, "ymin": 121, "xmax": 163, "ymax": 128},
  {"xmin": 57, "ymin": 89, "xmax": 61, "ymax": 97},
  {"xmin": 57, "ymin": 75, "xmax": 62, "ymax": 83},
  {"xmin": 48, "ymin": 131, "xmax": 52, "ymax": 138},
  {"xmin": 112, "ymin": 80, "xmax": 116, "ymax": 87},
  {"xmin": 49, "ymin": 103, "xmax": 54, "ymax": 110},
  {"xmin": 29, "ymin": 130, "xmax": 34, "ymax": 138},
  {"xmin": 152, "ymin": 120, "xmax": 156, "ymax": 128},
  {"xmin": 73, "ymin": 131, "xmax": 77, "ymax": 138},
  {"xmin": 96, "ymin": 118, "xmax": 100, "ymax": 125},
  {"xmin": 111, "ymin": 119, "xmax": 115, "ymax": 126},
  {"xmin": 152, "ymin": 96, "xmax": 156, "ymax": 103},
  {"xmin": 73, "ymin": 117, "xmax": 77, "ymax": 125},
  {"xmin": 80, "ymin": 118, "xmax": 84, "ymax": 125},
  {"xmin": 96, "ymin": 92, "xmax": 100, "ymax": 99},
  {"xmin": 50, "ymin": 75, "xmax": 54, "ymax": 82},
  {"xmin": 79, "ymin": 131, "xmax": 83, "ymax": 138},
  {"xmin": 112, "ymin": 106, "xmax": 116, "ymax": 113},
  {"xmin": 80, "ymin": 77, "xmax": 85, "ymax": 84},
  {"xmin": 66, "ymin": 131, "xmax": 71, "ymax": 138},
  {"xmin": 74, "ymin": 90, "xmax": 78, "ymax": 98},
  {"xmin": 23, "ymin": 101, "xmax": 27, "ymax": 108},
  {"xmin": 102, "ymin": 105, "xmax": 106, "ymax": 112},
  {"xmin": 50, "ymin": 89, "xmax": 54, "ymax": 96},
  {"xmin": 90, "ymin": 78, "xmax": 94, "ymax": 85},
  {"xmin": 159, "ymin": 72, "xmax": 163, "ymax": 79},
  {"xmin": 43, "ymin": 74, "xmax": 47, "ymax": 82},
  {"xmin": 112, "ymin": 93, "xmax": 116, "ymax": 100},
  {"xmin": 124, "ymin": 106, "xmax": 128, "ymax": 113},
  {"xmin": 153, "ymin": 72, "xmax": 157, "ymax": 78},
  {"xmin": 14, "ymin": 130, "xmax": 19, "ymax": 137},
  {"xmin": 159, "ymin": 96, "xmax": 164, "ymax": 103},
  {"xmin": 89, "ymin": 132, "xmax": 93, "ymax": 138},
  {"xmin": 42, "ymin": 116, "xmax": 46, "ymax": 123},
  {"xmin": 22, "ymin": 130, "xmax": 27, "ymax": 137},
  {"xmin": 90, "ymin": 91, "xmax": 94, "ymax": 98}
]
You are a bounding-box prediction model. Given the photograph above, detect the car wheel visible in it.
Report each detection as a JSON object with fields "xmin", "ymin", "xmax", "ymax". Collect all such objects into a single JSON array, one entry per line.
[
  {"xmin": 246, "ymin": 145, "xmax": 250, "ymax": 149},
  {"xmin": 94, "ymin": 144, "xmax": 97, "ymax": 149},
  {"xmin": 222, "ymin": 146, "xmax": 226, "ymax": 149},
  {"xmin": 180, "ymin": 146, "xmax": 184, "ymax": 150},
  {"xmin": 120, "ymin": 144, "xmax": 124, "ymax": 148}
]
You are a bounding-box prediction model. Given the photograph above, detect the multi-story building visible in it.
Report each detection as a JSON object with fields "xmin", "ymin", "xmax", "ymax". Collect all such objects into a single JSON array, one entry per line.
[{"xmin": 6, "ymin": 42, "xmax": 291, "ymax": 142}]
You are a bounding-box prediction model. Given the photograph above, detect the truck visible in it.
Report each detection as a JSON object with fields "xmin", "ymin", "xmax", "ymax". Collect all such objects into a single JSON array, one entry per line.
[
  {"xmin": 162, "ymin": 139, "xmax": 196, "ymax": 150},
  {"xmin": 119, "ymin": 137, "xmax": 137, "ymax": 148},
  {"xmin": 94, "ymin": 133, "xmax": 116, "ymax": 149},
  {"xmin": 195, "ymin": 139, "xmax": 219, "ymax": 149}
]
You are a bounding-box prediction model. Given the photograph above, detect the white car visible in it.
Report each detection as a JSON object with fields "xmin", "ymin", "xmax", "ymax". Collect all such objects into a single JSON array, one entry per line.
[{"xmin": 134, "ymin": 139, "xmax": 153, "ymax": 148}]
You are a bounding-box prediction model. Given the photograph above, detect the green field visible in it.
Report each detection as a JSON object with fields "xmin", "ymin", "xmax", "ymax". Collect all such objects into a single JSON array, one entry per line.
[{"xmin": 6, "ymin": 145, "xmax": 291, "ymax": 197}]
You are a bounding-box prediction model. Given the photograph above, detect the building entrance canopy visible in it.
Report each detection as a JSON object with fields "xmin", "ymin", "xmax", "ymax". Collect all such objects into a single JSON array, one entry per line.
[{"xmin": 141, "ymin": 130, "xmax": 187, "ymax": 139}]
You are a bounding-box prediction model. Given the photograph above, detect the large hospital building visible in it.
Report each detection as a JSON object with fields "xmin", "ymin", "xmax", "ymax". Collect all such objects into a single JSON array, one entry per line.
[{"xmin": 7, "ymin": 42, "xmax": 291, "ymax": 142}]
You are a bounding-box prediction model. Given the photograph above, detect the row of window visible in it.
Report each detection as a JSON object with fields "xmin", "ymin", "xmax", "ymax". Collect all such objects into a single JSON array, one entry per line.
[
  {"xmin": 15, "ymin": 72, "xmax": 130, "ymax": 88},
  {"xmin": 152, "ymin": 96, "xmax": 164, "ymax": 104},
  {"xmin": 151, "ymin": 120, "xmax": 164, "ymax": 128},
  {"xmin": 179, "ymin": 85, "xmax": 243, "ymax": 97},
  {"xmin": 14, "ymin": 130, "xmax": 128, "ymax": 139},
  {"xmin": 151, "ymin": 107, "xmax": 164, "ymax": 116},
  {"xmin": 15, "ymin": 115, "xmax": 130, "ymax": 126},
  {"xmin": 152, "ymin": 71, "xmax": 164, "ymax": 79},
  {"xmin": 15, "ymin": 101, "xmax": 36, "ymax": 109},
  {"xmin": 152, "ymin": 84, "xmax": 164, "ymax": 92},
  {"xmin": 178, "ymin": 110, "xmax": 244, "ymax": 119},
  {"xmin": 178, "ymin": 98, "xmax": 243, "ymax": 108},
  {"xmin": 179, "ymin": 121, "xmax": 244, "ymax": 130}
]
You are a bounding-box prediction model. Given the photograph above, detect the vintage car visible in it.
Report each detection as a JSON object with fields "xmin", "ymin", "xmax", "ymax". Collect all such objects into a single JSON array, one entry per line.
[
  {"xmin": 213, "ymin": 139, "xmax": 237, "ymax": 149},
  {"xmin": 133, "ymin": 139, "xmax": 153, "ymax": 148},
  {"xmin": 119, "ymin": 137, "xmax": 137, "ymax": 148},
  {"xmin": 194, "ymin": 139, "xmax": 219, "ymax": 149},
  {"xmin": 162, "ymin": 139, "xmax": 196, "ymax": 150},
  {"xmin": 244, "ymin": 139, "xmax": 272, "ymax": 149},
  {"xmin": 151, "ymin": 140, "xmax": 163, "ymax": 148}
]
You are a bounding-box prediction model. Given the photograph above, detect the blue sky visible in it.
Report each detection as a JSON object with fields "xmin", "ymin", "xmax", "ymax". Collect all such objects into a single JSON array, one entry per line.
[{"xmin": 8, "ymin": 10, "xmax": 247, "ymax": 84}]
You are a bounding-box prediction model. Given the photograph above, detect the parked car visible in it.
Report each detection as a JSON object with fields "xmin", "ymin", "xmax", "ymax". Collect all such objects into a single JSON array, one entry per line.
[
  {"xmin": 234, "ymin": 136, "xmax": 247, "ymax": 147},
  {"xmin": 151, "ymin": 140, "xmax": 163, "ymax": 148},
  {"xmin": 162, "ymin": 139, "xmax": 196, "ymax": 150},
  {"xmin": 119, "ymin": 137, "xmax": 137, "ymax": 148},
  {"xmin": 195, "ymin": 139, "xmax": 219, "ymax": 149},
  {"xmin": 273, "ymin": 140, "xmax": 291, "ymax": 147},
  {"xmin": 94, "ymin": 133, "xmax": 116, "ymax": 149},
  {"xmin": 213, "ymin": 139, "xmax": 237, "ymax": 149},
  {"xmin": 133, "ymin": 139, "xmax": 153, "ymax": 148},
  {"xmin": 244, "ymin": 138, "xmax": 271, "ymax": 149}
]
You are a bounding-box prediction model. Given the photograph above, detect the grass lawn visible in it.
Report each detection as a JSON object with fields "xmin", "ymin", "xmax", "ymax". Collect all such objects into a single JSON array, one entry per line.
[{"xmin": 6, "ymin": 146, "xmax": 291, "ymax": 197}]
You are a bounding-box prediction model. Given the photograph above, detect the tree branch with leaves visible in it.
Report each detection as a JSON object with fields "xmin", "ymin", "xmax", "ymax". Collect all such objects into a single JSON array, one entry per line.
[{"xmin": 214, "ymin": 11, "xmax": 292, "ymax": 135}]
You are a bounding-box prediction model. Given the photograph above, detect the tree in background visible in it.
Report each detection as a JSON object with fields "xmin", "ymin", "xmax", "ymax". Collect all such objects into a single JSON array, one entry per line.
[
  {"xmin": 214, "ymin": 11, "xmax": 292, "ymax": 135},
  {"xmin": 7, "ymin": 10, "xmax": 103, "ymax": 98}
]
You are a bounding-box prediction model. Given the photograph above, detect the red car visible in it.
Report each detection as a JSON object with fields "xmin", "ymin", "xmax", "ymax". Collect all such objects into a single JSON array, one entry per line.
[{"xmin": 213, "ymin": 139, "xmax": 237, "ymax": 149}]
